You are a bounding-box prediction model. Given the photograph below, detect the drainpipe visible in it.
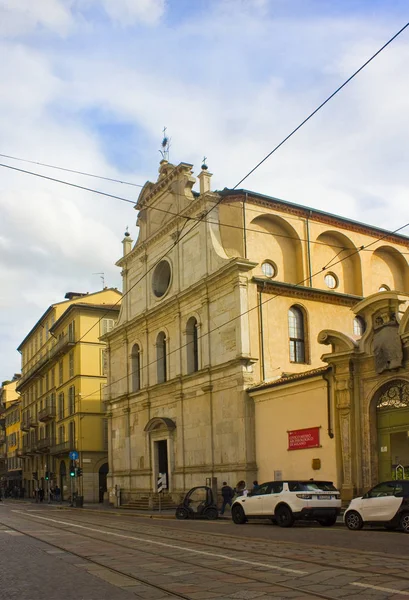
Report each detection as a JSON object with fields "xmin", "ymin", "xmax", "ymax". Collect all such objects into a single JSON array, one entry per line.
[
  {"xmin": 306, "ymin": 212, "xmax": 313, "ymax": 287},
  {"xmin": 258, "ymin": 284, "xmax": 266, "ymax": 382},
  {"xmin": 323, "ymin": 370, "xmax": 334, "ymax": 439},
  {"xmin": 243, "ymin": 192, "xmax": 248, "ymax": 259}
]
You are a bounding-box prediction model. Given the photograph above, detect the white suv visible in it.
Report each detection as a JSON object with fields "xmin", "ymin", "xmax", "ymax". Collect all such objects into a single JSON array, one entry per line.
[
  {"xmin": 344, "ymin": 480, "xmax": 409, "ymax": 533},
  {"xmin": 232, "ymin": 480, "xmax": 341, "ymax": 527}
]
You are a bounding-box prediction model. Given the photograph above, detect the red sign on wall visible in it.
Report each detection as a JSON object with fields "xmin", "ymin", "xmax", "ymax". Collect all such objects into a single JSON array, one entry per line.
[{"xmin": 288, "ymin": 427, "xmax": 320, "ymax": 451}]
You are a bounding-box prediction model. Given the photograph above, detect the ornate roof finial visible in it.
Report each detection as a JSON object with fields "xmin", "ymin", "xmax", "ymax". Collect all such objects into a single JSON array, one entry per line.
[
  {"xmin": 124, "ymin": 226, "xmax": 130, "ymax": 237},
  {"xmin": 201, "ymin": 156, "xmax": 208, "ymax": 170},
  {"xmin": 159, "ymin": 126, "xmax": 171, "ymax": 162}
]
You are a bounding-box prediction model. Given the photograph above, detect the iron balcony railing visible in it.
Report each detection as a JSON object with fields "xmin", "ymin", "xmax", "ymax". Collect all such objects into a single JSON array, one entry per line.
[
  {"xmin": 38, "ymin": 401, "xmax": 56, "ymax": 422},
  {"xmin": 37, "ymin": 436, "xmax": 55, "ymax": 452},
  {"xmin": 50, "ymin": 440, "xmax": 73, "ymax": 455},
  {"xmin": 17, "ymin": 333, "xmax": 75, "ymax": 390}
]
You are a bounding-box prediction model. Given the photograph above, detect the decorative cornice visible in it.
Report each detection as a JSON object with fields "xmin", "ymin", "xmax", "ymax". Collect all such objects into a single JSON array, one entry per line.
[{"xmin": 255, "ymin": 278, "xmax": 362, "ymax": 307}]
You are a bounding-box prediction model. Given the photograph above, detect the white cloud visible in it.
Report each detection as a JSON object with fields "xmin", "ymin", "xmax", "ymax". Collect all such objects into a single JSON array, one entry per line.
[
  {"xmin": 82, "ymin": 0, "xmax": 166, "ymax": 26},
  {"xmin": 0, "ymin": 1, "xmax": 408, "ymax": 380},
  {"xmin": 0, "ymin": 0, "xmax": 73, "ymax": 37}
]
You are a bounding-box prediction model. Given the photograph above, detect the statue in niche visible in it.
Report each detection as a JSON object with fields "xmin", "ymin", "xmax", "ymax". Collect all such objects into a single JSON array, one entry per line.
[{"xmin": 373, "ymin": 312, "xmax": 403, "ymax": 374}]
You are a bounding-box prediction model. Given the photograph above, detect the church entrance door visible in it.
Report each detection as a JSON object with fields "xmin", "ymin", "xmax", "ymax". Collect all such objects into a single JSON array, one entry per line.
[{"xmin": 376, "ymin": 380, "xmax": 409, "ymax": 482}]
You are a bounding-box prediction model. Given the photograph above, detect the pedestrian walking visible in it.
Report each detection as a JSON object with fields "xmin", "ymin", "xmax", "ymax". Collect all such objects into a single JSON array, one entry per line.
[
  {"xmin": 39, "ymin": 487, "xmax": 44, "ymax": 503},
  {"xmin": 54, "ymin": 485, "xmax": 61, "ymax": 502},
  {"xmin": 235, "ymin": 480, "xmax": 248, "ymax": 497},
  {"xmin": 252, "ymin": 480, "xmax": 260, "ymax": 494},
  {"xmin": 220, "ymin": 482, "xmax": 234, "ymax": 515}
]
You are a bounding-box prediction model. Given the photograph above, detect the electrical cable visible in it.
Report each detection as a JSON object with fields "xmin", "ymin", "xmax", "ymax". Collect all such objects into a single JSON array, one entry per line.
[
  {"xmin": 79, "ymin": 219, "xmax": 409, "ymax": 402},
  {"xmin": 231, "ymin": 21, "xmax": 409, "ymax": 190},
  {"xmin": 0, "ymin": 153, "xmax": 143, "ymax": 188}
]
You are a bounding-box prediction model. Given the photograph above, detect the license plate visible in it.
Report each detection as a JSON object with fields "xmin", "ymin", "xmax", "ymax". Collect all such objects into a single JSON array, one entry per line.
[{"xmin": 317, "ymin": 495, "xmax": 332, "ymax": 500}]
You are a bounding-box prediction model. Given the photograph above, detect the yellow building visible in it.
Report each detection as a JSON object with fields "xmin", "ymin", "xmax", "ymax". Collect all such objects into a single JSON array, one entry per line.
[
  {"xmin": 0, "ymin": 377, "xmax": 22, "ymax": 495},
  {"xmin": 105, "ymin": 159, "xmax": 409, "ymax": 505},
  {"xmin": 16, "ymin": 289, "xmax": 121, "ymax": 502}
]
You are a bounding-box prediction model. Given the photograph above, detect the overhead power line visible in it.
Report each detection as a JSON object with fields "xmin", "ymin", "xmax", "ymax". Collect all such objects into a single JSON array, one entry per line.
[
  {"xmin": 232, "ymin": 21, "xmax": 409, "ymax": 189},
  {"xmin": 10, "ymin": 21, "xmax": 409, "ymax": 365},
  {"xmin": 0, "ymin": 153, "xmax": 143, "ymax": 188},
  {"xmin": 80, "ymin": 218, "xmax": 409, "ymax": 402}
]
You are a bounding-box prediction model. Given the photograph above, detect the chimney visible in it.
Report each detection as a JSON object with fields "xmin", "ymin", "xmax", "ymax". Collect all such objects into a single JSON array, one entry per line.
[{"xmin": 64, "ymin": 292, "xmax": 87, "ymax": 300}]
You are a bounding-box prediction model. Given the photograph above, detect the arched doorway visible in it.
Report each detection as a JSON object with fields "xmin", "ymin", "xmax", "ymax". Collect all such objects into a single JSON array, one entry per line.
[
  {"xmin": 60, "ymin": 460, "xmax": 66, "ymax": 501},
  {"xmin": 99, "ymin": 463, "xmax": 108, "ymax": 503},
  {"xmin": 376, "ymin": 380, "xmax": 409, "ymax": 481}
]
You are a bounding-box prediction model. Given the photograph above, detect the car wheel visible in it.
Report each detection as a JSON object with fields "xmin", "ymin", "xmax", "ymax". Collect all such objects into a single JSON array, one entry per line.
[
  {"xmin": 345, "ymin": 510, "xmax": 363, "ymax": 530},
  {"xmin": 232, "ymin": 504, "xmax": 247, "ymax": 524},
  {"xmin": 318, "ymin": 516, "xmax": 337, "ymax": 527},
  {"xmin": 205, "ymin": 507, "xmax": 218, "ymax": 520},
  {"xmin": 275, "ymin": 505, "xmax": 294, "ymax": 528},
  {"xmin": 175, "ymin": 507, "xmax": 189, "ymax": 520},
  {"xmin": 400, "ymin": 512, "xmax": 409, "ymax": 534}
]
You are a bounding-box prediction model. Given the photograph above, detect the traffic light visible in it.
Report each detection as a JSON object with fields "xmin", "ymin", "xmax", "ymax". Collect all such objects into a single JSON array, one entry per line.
[
  {"xmin": 45, "ymin": 471, "xmax": 49, "ymax": 480},
  {"xmin": 76, "ymin": 468, "xmax": 82, "ymax": 477},
  {"xmin": 32, "ymin": 471, "xmax": 38, "ymax": 480},
  {"xmin": 69, "ymin": 462, "xmax": 76, "ymax": 477}
]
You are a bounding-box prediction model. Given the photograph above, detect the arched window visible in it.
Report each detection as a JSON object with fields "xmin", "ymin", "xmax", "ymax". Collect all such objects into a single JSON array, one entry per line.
[
  {"xmin": 156, "ymin": 332, "xmax": 167, "ymax": 384},
  {"xmin": 288, "ymin": 306, "xmax": 306, "ymax": 363},
  {"xmin": 353, "ymin": 316, "xmax": 366, "ymax": 337},
  {"xmin": 131, "ymin": 344, "xmax": 141, "ymax": 392},
  {"xmin": 186, "ymin": 317, "xmax": 199, "ymax": 374}
]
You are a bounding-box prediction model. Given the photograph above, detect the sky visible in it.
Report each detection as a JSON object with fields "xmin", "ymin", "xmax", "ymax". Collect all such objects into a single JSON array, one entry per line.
[{"xmin": 1, "ymin": 0, "xmax": 409, "ymax": 380}]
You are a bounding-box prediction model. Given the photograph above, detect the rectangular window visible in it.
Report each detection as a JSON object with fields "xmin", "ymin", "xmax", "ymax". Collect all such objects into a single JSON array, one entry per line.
[
  {"xmin": 59, "ymin": 360, "xmax": 63, "ymax": 385},
  {"xmin": 58, "ymin": 426, "xmax": 64, "ymax": 444},
  {"xmin": 68, "ymin": 320, "xmax": 75, "ymax": 342},
  {"xmin": 69, "ymin": 352, "xmax": 74, "ymax": 378},
  {"xmin": 45, "ymin": 372, "xmax": 49, "ymax": 392},
  {"xmin": 51, "ymin": 368, "xmax": 55, "ymax": 388},
  {"xmin": 39, "ymin": 329, "xmax": 43, "ymax": 348},
  {"xmin": 102, "ymin": 319, "xmax": 115, "ymax": 335},
  {"xmin": 39, "ymin": 377, "xmax": 43, "ymax": 396},
  {"xmin": 34, "ymin": 336, "xmax": 38, "ymax": 355},
  {"xmin": 45, "ymin": 321, "xmax": 49, "ymax": 340},
  {"xmin": 68, "ymin": 386, "xmax": 75, "ymax": 415},
  {"xmin": 58, "ymin": 393, "xmax": 64, "ymax": 420}
]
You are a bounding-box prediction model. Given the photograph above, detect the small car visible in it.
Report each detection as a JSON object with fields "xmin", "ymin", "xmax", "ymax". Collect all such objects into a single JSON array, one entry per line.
[
  {"xmin": 231, "ymin": 480, "xmax": 341, "ymax": 527},
  {"xmin": 175, "ymin": 486, "xmax": 218, "ymax": 520},
  {"xmin": 344, "ymin": 480, "xmax": 409, "ymax": 533}
]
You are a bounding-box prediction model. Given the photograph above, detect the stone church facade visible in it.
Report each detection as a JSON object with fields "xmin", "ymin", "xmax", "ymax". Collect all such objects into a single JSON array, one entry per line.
[{"xmin": 104, "ymin": 159, "xmax": 409, "ymax": 503}]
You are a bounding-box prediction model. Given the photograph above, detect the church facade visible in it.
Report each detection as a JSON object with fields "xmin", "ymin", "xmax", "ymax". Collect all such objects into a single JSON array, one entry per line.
[{"xmin": 104, "ymin": 159, "xmax": 409, "ymax": 503}]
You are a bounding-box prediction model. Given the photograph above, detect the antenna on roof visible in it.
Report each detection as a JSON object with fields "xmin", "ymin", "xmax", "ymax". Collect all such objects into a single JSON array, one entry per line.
[
  {"xmin": 93, "ymin": 272, "xmax": 105, "ymax": 289},
  {"xmin": 159, "ymin": 126, "xmax": 171, "ymax": 161}
]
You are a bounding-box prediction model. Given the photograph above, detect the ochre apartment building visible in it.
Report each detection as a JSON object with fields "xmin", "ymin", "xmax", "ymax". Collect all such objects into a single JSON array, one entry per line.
[
  {"xmin": 16, "ymin": 288, "xmax": 121, "ymax": 502},
  {"xmin": 103, "ymin": 159, "xmax": 409, "ymax": 503}
]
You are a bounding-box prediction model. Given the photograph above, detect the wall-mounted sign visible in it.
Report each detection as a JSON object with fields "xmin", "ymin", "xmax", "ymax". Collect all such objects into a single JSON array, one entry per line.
[{"xmin": 288, "ymin": 427, "xmax": 320, "ymax": 451}]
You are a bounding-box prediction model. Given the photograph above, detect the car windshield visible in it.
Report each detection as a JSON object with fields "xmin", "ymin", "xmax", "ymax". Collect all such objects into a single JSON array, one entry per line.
[{"xmin": 299, "ymin": 481, "xmax": 337, "ymax": 492}]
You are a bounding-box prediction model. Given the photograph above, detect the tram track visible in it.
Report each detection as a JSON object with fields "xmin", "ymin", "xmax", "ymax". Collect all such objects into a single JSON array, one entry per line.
[
  {"xmin": 41, "ymin": 508, "xmax": 409, "ymax": 584},
  {"xmin": 1, "ymin": 509, "xmax": 355, "ymax": 600}
]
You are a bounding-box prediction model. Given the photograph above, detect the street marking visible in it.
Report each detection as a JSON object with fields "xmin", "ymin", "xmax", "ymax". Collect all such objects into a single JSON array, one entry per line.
[
  {"xmin": 3, "ymin": 530, "xmax": 23, "ymax": 536},
  {"xmin": 351, "ymin": 582, "xmax": 409, "ymax": 596},
  {"xmin": 11, "ymin": 511, "xmax": 307, "ymax": 575}
]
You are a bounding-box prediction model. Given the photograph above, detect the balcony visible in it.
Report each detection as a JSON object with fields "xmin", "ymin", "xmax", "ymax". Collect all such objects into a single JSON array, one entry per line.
[
  {"xmin": 17, "ymin": 448, "xmax": 25, "ymax": 458},
  {"xmin": 29, "ymin": 416, "xmax": 38, "ymax": 428},
  {"xmin": 20, "ymin": 417, "xmax": 30, "ymax": 432},
  {"xmin": 17, "ymin": 333, "xmax": 75, "ymax": 390},
  {"xmin": 50, "ymin": 440, "xmax": 72, "ymax": 455},
  {"xmin": 38, "ymin": 401, "xmax": 56, "ymax": 422},
  {"xmin": 37, "ymin": 437, "xmax": 55, "ymax": 452}
]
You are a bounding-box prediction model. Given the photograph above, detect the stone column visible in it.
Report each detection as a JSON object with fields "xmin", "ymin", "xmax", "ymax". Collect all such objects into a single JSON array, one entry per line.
[{"xmin": 336, "ymin": 379, "xmax": 355, "ymax": 500}]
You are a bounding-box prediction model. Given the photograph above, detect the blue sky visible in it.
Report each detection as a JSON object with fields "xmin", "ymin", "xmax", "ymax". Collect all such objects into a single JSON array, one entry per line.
[{"xmin": 0, "ymin": 0, "xmax": 409, "ymax": 379}]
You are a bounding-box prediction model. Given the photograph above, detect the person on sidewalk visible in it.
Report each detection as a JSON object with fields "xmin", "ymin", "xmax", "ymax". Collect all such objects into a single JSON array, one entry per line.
[
  {"xmin": 220, "ymin": 482, "xmax": 234, "ymax": 515},
  {"xmin": 54, "ymin": 485, "xmax": 61, "ymax": 502}
]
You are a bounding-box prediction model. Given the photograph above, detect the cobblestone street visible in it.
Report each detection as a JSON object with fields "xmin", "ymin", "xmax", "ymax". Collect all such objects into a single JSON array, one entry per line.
[{"xmin": 1, "ymin": 502, "xmax": 409, "ymax": 600}]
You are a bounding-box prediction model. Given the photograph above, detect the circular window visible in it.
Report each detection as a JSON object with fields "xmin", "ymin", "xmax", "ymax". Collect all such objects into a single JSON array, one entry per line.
[
  {"xmin": 324, "ymin": 273, "xmax": 338, "ymax": 289},
  {"xmin": 152, "ymin": 260, "xmax": 171, "ymax": 298},
  {"xmin": 379, "ymin": 284, "xmax": 390, "ymax": 292},
  {"xmin": 261, "ymin": 261, "xmax": 277, "ymax": 278}
]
